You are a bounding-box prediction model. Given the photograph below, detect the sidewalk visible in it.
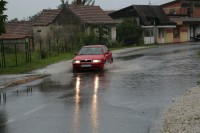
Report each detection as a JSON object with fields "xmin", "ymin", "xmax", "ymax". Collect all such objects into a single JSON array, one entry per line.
[
  {"xmin": 0, "ymin": 74, "xmax": 50, "ymax": 89},
  {"xmin": 0, "ymin": 46, "xmax": 153, "ymax": 89}
]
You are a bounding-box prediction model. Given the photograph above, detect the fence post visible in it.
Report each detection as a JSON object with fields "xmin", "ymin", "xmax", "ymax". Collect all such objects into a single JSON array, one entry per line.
[
  {"xmin": 64, "ymin": 39, "xmax": 67, "ymax": 53},
  {"xmin": 48, "ymin": 39, "xmax": 51, "ymax": 57},
  {"xmin": 14, "ymin": 40, "xmax": 18, "ymax": 66},
  {"xmin": 57, "ymin": 39, "xmax": 59, "ymax": 56},
  {"xmin": 0, "ymin": 39, "xmax": 2, "ymax": 67},
  {"xmin": 39, "ymin": 39, "xmax": 42, "ymax": 59},
  {"xmin": 25, "ymin": 39, "xmax": 28, "ymax": 63},
  {"xmin": 2, "ymin": 40, "xmax": 6, "ymax": 67},
  {"xmin": 29, "ymin": 38, "xmax": 32, "ymax": 62}
]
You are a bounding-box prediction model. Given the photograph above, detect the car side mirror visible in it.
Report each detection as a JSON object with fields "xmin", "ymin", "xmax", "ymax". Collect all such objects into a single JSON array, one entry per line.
[{"xmin": 105, "ymin": 51, "xmax": 109, "ymax": 54}]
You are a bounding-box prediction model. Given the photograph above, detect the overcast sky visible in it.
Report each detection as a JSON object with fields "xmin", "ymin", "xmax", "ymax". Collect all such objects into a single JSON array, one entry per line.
[{"xmin": 5, "ymin": 0, "xmax": 172, "ymax": 20}]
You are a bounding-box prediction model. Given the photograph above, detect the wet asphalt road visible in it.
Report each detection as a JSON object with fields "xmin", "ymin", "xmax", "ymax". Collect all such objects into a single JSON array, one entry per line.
[{"xmin": 0, "ymin": 44, "xmax": 200, "ymax": 133}]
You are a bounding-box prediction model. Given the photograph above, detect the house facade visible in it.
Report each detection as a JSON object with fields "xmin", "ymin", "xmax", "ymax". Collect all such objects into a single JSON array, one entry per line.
[
  {"xmin": 161, "ymin": 0, "xmax": 200, "ymax": 42},
  {"xmin": 33, "ymin": 8, "xmax": 82, "ymax": 50},
  {"xmin": 69, "ymin": 5, "xmax": 117, "ymax": 42},
  {"xmin": 109, "ymin": 5, "xmax": 176, "ymax": 44},
  {"xmin": 33, "ymin": 5, "xmax": 117, "ymax": 50}
]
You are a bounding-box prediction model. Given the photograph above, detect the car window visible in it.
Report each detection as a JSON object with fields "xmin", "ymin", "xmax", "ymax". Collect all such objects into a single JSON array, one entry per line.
[
  {"xmin": 102, "ymin": 46, "xmax": 108, "ymax": 53},
  {"xmin": 79, "ymin": 47, "xmax": 103, "ymax": 55}
]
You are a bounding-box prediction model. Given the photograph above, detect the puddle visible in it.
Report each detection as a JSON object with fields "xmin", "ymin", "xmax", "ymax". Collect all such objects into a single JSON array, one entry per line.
[{"xmin": 117, "ymin": 54, "xmax": 144, "ymax": 61}]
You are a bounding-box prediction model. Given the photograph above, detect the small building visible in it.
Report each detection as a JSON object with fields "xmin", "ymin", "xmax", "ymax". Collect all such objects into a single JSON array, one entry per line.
[
  {"xmin": 33, "ymin": 5, "xmax": 117, "ymax": 50},
  {"xmin": 0, "ymin": 21, "xmax": 33, "ymax": 50},
  {"xmin": 161, "ymin": 0, "xmax": 200, "ymax": 42},
  {"xmin": 0, "ymin": 21, "xmax": 33, "ymax": 67},
  {"xmin": 109, "ymin": 5, "xmax": 176, "ymax": 44}
]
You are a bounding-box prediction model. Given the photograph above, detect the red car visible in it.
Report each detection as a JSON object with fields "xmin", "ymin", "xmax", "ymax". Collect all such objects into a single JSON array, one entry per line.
[{"xmin": 72, "ymin": 45, "xmax": 113, "ymax": 72}]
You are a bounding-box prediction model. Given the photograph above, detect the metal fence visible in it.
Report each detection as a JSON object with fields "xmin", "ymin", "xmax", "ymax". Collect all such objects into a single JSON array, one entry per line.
[
  {"xmin": 0, "ymin": 39, "xmax": 31, "ymax": 68},
  {"xmin": 0, "ymin": 37, "xmax": 81, "ymax": 68}
]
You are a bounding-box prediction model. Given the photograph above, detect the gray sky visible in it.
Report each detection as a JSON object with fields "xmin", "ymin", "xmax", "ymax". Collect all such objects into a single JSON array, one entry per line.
[{"xmin": 5, "ymin": 0, "xmax": 172, "ymax": 20}]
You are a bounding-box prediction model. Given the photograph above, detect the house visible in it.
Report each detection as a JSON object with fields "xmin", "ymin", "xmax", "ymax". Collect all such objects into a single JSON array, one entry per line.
[
  {"xmin": 33, "ymin": 5, "xmax": 117, "ymax": 50},
  {"xmin": 0, "ymin": 21, "xmax": 33, "ymax": 50},
  {"xmin": 109, "ymin": 5, "xmax": 176, "ymax": 44},
  {"xmin": 69, "ymin": 5, "xmax": 117, "ymax": 41},
  {"xmin": 161, "ymin": 0, "xmax": 200, "ymax": 42}
]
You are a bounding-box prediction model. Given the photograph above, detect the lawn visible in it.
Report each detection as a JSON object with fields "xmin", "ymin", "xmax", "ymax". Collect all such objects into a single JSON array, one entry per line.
[{"xmin": 0, "ymin": 52, "xmax": 74, "ymax": 74}]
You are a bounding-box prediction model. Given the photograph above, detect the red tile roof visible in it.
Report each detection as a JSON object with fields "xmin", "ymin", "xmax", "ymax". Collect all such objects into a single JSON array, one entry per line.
[
  {"xmin": 0, "ymin": 21, "xmax": 33, "ymax": 40},
  {"xmin": 33, "ymin": 6, "xmax": 116, "ymax": 26},
  {"xmin": 33, "ymin": 9, "xmax": 61, "ymax": 26},
  {"xmin": 69, "ymin": 5, "xmax": 116, "ymax": 24}
]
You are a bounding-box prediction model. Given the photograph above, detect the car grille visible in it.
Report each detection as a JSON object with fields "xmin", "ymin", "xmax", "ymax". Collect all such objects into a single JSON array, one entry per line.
[{"xmin": 80, "ymin": 60, "xmax": 92, "ymax": 63}]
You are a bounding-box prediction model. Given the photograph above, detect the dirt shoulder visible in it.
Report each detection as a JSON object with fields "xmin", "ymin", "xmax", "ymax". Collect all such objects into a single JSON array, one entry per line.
[{"xmin": 161, "ymin": 86, "xmax": 200, "ymax": 133}]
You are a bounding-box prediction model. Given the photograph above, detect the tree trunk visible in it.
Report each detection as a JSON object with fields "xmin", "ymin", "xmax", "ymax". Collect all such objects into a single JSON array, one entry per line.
[{"xmin": 77, "ymin": 0, "xmax": 81, "ymax": 5}]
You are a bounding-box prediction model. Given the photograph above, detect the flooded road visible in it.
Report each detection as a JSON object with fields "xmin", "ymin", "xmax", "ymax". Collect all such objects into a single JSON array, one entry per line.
[{"xmin": 0, "ymin": 44, "xmax": 200, "ymax": 133}]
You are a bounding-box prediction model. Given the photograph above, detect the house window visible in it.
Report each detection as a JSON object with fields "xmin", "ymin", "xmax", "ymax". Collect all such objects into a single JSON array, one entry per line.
[
  {"xmin": 144, "ymin": 28, "xmax": 153, "ymax": 37},
  {"xmin": 169, "ymin": 9, "xmax": 176, "ymax": 14},
  {"xmin": 173, "ymin": 28, "xmax": 180, "ymax": 38}
]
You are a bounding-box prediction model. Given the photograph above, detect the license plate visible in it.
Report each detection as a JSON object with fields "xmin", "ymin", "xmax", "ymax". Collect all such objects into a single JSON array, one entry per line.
[{"xmin": 81, "ymin": 64, "xmax": 91, "ymax": 67}]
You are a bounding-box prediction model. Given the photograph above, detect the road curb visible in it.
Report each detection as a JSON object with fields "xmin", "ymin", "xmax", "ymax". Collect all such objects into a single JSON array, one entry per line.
[
  {"xmin": 112, "ymin": 46, "xmax": 156, "ymax": 55},
  {"xmin": 0, "ymin": 74, "xmax": 51, "ymax": 89}
]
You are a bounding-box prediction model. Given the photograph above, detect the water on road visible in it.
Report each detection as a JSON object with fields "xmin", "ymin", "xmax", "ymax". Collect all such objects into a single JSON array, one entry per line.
[{"xmin": 0, "ymin": 44, "xmax": 200, "ymax": 133}]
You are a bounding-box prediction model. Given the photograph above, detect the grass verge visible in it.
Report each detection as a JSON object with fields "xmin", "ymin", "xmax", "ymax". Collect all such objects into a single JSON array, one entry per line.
[
  {"xmin": 0, "ymin": 53, "xmax": 74, "ymax": 74},
  {"xmin": 0, "ymin": 44, "xmax": 156, "ymax": 74}
]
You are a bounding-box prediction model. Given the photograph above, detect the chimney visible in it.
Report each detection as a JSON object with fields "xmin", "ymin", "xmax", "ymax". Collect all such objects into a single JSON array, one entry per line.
[{"xmin": 77, "ymin": 0, "xmax": 81, "ymax": 5}]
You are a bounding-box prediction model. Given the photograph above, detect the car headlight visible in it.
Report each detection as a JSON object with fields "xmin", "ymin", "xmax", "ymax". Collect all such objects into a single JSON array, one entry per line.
[
  {"xmin": 93, "ymin": 60, "xmax": 101, "ymax": 63},
  {"xmin": 73, "ymin": 60, "xmax": 80, "ymax": 64}
]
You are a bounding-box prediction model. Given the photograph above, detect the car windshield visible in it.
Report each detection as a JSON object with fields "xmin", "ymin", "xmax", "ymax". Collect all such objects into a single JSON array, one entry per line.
[{"xmin": 79, "ymin": 47, "xmax": 103, "ymax": 55}]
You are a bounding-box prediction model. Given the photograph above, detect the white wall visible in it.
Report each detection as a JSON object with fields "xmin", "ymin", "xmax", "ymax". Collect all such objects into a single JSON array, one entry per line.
[
  {"xmin": 144, "ymin": 37, "xmax": 155, "ymax": 44},
  {"xmin": 111, "ymin": 27, "xmax": 116, "ymax": 41}
]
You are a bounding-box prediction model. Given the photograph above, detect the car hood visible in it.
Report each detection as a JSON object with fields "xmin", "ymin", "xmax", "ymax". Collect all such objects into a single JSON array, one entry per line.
[{"xmin": 73, "ymin": 55, "xmax": 104, "ymax": 60}]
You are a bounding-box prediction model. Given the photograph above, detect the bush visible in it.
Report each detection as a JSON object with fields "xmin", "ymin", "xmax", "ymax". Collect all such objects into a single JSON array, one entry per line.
[
  {"xmin": 198, "ymin": 51, "xmax": 200, "ymax": 57},
  {"xmin": 41, "ymin": 50, "xmax": 47, "ymax": 59},
  {"xmin": 83, "ymin": 32, "xmax": 98, "ymax": 45},
  {"xmin": 117, "ymin": 18, "xmax": 143, "ymax": 45},
  {"xmin": 107, "ymin": 41, "xmax": 124, "ymax": 48},
  {"xmin": 75, "ymin": 25, "xmax": 110, "ymax": 47}
]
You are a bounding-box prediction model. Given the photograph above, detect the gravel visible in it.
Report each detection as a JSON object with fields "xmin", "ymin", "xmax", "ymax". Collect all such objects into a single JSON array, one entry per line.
[{"xmin": 161, "ymin": 86, "xmax": 200, "ymax": 133}]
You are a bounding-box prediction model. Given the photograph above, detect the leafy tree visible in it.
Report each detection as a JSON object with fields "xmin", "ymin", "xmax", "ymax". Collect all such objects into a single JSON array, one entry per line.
[
  {"xmin": 10, "ymin": 18, "xmax": 19, "ymax": 22},
  {"xmin": 117, "ymin": 18, "xmax": 143, "ymax": 45},
  {"xmin": 58, "ymin": 0, "xmax": 68, "ymax": 9},
  {"xmin": 77, "ymin": 25, "xmax": 109, "ymax": 46},
  {"xmin": 0, "ymin": 0, "xmax": 8, "ymax": 35},
  {"xmin": 96, "ymin": 25, "xmax": 109, "ymax": 45},
  {"xmin": 29, "ymin": 11, "xmax": 41, "ymax": 21},
  {"xmin": 72, "ymin": 0, "xmax": 95, "ymax": 5}
]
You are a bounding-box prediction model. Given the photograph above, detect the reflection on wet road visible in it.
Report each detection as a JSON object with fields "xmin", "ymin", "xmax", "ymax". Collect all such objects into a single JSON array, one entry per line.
[
  {"xmin": 71, "ymin": 73, "xmax": 102, "ymax": 133},
  {"xmin": 73, "ymin": 75, "xmax": 100, "ymax": 133},
  {"xmin": 0, "ymin": 44, "xmax": 200, "ymax": 133},
  {"xmin": 73, "ymin": 76, "xmax": 80, "ymax": 133}
]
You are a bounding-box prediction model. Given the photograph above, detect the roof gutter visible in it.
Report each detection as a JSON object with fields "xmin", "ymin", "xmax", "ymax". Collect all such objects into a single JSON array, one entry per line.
[
  {"xmin": 157, "ymin": 25, "xmax": 176, "ymax": 28},
  {"xmin": 142, "ymin": 25, "xmax": 176, "ymax": 28}
]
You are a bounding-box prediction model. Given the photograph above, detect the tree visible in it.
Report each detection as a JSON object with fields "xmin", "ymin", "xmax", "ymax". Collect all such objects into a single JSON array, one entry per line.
[
  {"xmin": 10, "ymin": 18, "xmax": 19, "ymax": 22},
  {"xmin": 96, "ymin": 25, "xmax": 109, "ymax": 45},
  {"xmin": 117, "ymin": 18, "xmax": 143, "ymax": 45},
  {"xmin": 28, "ymin": 11, "xmax": 41, "ymax": 21},
  {"xmin": 0, "ymin": 0, "xmax": 8, "ymax": 35},
  {"xmin": 71, "ymin": 0, "xmax": 95, "ymax": 5},
  {"xmin": 58, "ymin": 0, "xmax": 68, "ymax": 9}
]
